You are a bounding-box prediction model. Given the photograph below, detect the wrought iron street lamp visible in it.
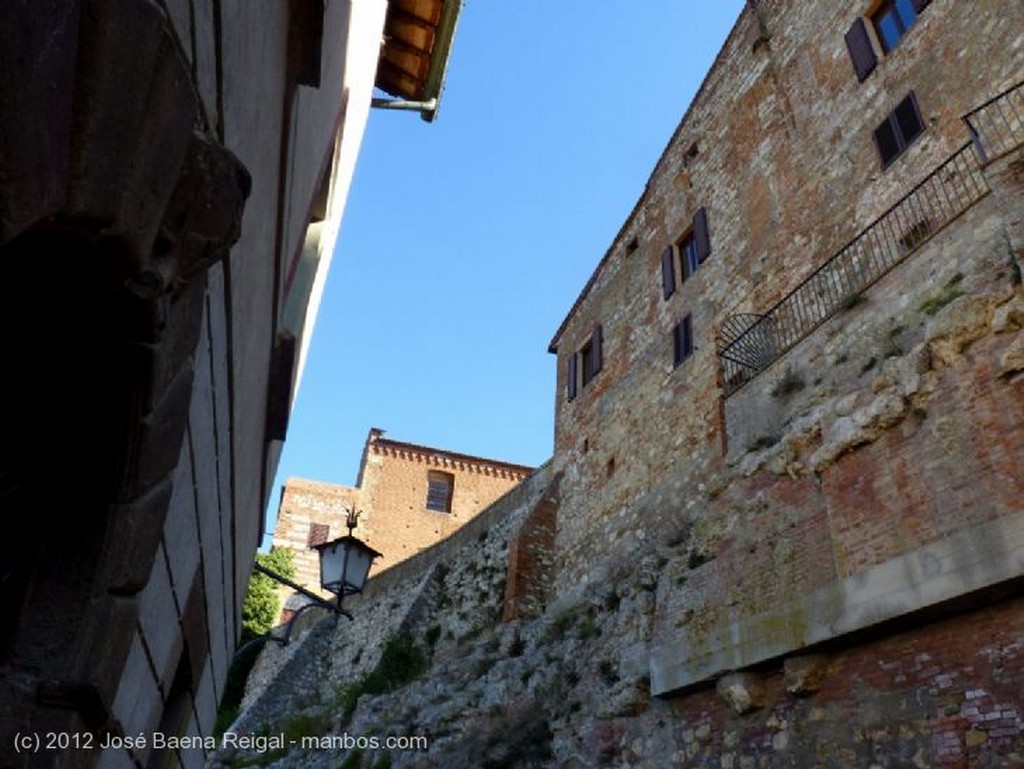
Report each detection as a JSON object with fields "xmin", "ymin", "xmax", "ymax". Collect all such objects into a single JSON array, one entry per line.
[
  {"xmin": 312, "ymin": 508, "xmax": 383, "ymax": 612},
  {"xmin": 237, "ymin": 507, "xmax": 380, "ymax": 658}
]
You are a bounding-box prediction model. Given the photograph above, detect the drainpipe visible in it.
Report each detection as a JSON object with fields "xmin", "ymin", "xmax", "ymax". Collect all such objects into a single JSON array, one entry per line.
[{"xmin": 370, "ymin": 96, "xmax": 438, "ymax": 118}]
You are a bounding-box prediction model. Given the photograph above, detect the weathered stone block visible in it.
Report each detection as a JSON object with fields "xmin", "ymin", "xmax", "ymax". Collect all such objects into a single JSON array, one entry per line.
[{"xmin": 716, "ymin": 672, "xmax": 766, "ymax": 714}]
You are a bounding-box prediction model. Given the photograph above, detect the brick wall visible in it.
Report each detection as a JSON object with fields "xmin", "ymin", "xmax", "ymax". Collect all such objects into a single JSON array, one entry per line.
[
  {"xmin": 272, "ymin": 430, "xmax": 533, "ymax": 596},
  {"xmin": 359, "ymin": 436, "xmax": 533, "ymax": 572},
  {"xmin": 503, "ymin": 480, "xmax": 559, "ymax": 622},
  {"xmin": 658, "ymin": 597, "xmax": 1024, "ymax": 769}
]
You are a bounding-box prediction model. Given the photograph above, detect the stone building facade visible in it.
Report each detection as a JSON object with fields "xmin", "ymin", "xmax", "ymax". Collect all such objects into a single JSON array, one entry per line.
[
  {"xmin": 546, "ymin": 0, "xmax": 1024, "ymax": 694},
  {"xmin": 272, "ymin": 428, "xmax": 534, "ymax": 593},
  {"xmin": 0, "ymin": 2, "xmax": 461, "ymax": 768},
  {"xmin": 227, "ymin": 3, "xmax": 1024, "ymax": 767}
]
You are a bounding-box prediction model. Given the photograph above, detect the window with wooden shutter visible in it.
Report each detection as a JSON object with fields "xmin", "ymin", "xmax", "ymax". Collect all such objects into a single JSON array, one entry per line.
[
  {"xmin": 673, "ymin": 313, "xmax": 694, "ymax": 368},
  {"xmin": 680, "ymin": 235, "xmax": 699, "ymax": 281},
  {"xmin": 871, "ymin": 0, "xmax": 922, "ymax": 54},
  {"xmin": 661, "ymin": 245, "xmax": 676, "ymax": 300},
  {"xmin": 844, "ymin": 18, "xmax": 877, "ymax": 82},
  {"xmin": 693, "ymin": 207, "xmax": 711, "ymax": 264},
  {"xmin": 567, "ymin": 353, "xmax": 577, "ymax": 401},
  {"xmin": 581, "ymin": 325, "xmax": 602, "ymax": 387},
  {"xmin": 307, "ymin": 522, "xmax": 329, "ymax": 548}
]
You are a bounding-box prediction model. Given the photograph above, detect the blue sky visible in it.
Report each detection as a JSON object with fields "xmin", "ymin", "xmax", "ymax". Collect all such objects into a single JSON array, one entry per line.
[{"xmin": 266, "ymin": 2, "xmax": 746, "ymax": 541}]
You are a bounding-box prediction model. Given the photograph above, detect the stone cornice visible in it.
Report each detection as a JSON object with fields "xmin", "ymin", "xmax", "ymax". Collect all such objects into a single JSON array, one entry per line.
[{"xmin": 370, "ymin": 439, "xmax": 534, "ymax": 480}]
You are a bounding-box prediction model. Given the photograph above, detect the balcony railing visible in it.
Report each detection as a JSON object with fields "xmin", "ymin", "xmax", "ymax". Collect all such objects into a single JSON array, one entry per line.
[
  {"xmin": 718, "ymin": 80, "xmax": 1024, "ymax": 396},
  {"xmin": 964, "ymin": 79, "xmax": 1024, "ymax": 165}
]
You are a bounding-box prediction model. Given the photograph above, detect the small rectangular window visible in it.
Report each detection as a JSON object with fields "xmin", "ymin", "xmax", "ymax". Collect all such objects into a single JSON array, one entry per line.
[
  {"xmin": 426, "ymin": 471, "xmax": 454, "ymax": 513},
  {"xmin": 662, "ymin": 207, "xmax": 711, "ymax": 299},
  {"xmin": 580, "ymin": 338, "xmax": 595, "ymax": 385},
  {"xmin": 874, "ymin": 92, "xmax": 924, "ymax": 168},
  {"xmin": 678, "ymin": 232, "xmax": 700, "ymax": 282},
  {"xmin": 579, "ymin": 325, "xmax": 603, "ymax": 389},
  {"xmin": 673, "ymin": 313, "xmax": 694, "ymax": 368},
  {"xmin": 871, "ymin": 0, "xmax": 918, "ymax": 54}
]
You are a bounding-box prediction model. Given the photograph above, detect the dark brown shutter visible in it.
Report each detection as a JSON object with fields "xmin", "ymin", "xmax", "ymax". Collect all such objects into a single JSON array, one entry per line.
[
  {"xmin": 673, "ymin": 314, "xmax": 694, "ymax": 368},
  {"xmin": 567, "ymin": 353, "xmax": 577, "ymax": 401},
  {"xmin": 592, "ymin": 325, "xmax": 603, "ymax": 374},
  {"xmin": 661, "ymin": 245, "xmax": 675, "ymax": 299},
  {"xmin": 911, "ymin": 0, "xmax": 931, "ymax": 11},
  {"xmin": 844, "ymin": 18, "xmax": 877, "ymax": 83},
  {"xmin": 307, "ymin": 522, "xmax": 329, "ymax": 548},
  {"xmin": 693, "ymin": 207, "xmax": 711, "ymax": 264}
]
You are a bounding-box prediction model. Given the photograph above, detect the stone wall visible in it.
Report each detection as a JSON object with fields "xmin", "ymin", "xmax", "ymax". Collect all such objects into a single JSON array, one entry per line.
[{"xmin": 234, "ymin": 462, "xmax": 553, "ymax": 731}]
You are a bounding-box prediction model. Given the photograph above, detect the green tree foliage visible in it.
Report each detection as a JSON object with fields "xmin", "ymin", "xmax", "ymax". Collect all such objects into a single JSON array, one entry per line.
[
  {"xmin": 216, "ymin": 548, "xmax": 297, "ymax": 735},
  {"xmin": 240, "ymin": 548, "xmax": 295, "ymax": 643}
]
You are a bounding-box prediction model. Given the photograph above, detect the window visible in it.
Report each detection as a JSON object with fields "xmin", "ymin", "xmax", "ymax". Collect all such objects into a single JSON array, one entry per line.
[
  {"xmin": 678, "ymin": 231, "xmax": 700, "ymax": 283},
  {"xmin": 871, "ymin": 0, "xmax": 922, "ymax": 53},
  {"xmin": 307, "ymin": 522, "xmax": 329, "ymax": 548},
  {"xmin": 580, "ymin": 325, "xmax": 603, "ymax": 387},
  {"xmin": 874, "ymin": 92, "xmax": 925, "ymax": 168},
  {"xmin": 661, "ymin": 207, "xmax": 711, "ymax": 299},
  {"xmin": 845, "ymin": 1, "xmax": 930, "ymax": 81},
  {"xmin": 426, "ymin": 471, "xmax": 454, "ymax": 512},
  {"xmin": 673, "ymin": 313, "xmax": 694, "ymax": 368},
  {"xmin": 567, "ymin": 325, "xmax": 603, "ymax": 401}
]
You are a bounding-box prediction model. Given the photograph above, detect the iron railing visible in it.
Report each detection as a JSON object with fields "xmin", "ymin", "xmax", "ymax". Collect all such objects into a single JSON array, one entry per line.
[
  {"xmin": 719, "ymin": 80, "xmax": 1024, "ymax": 395},
  {"xmin": 718, "ymin": 143, "xmax": 989, "ymax": 393},
  {"xmin": 964, "ymin": 79, "xmax": 1024, "ymax": 165}
]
